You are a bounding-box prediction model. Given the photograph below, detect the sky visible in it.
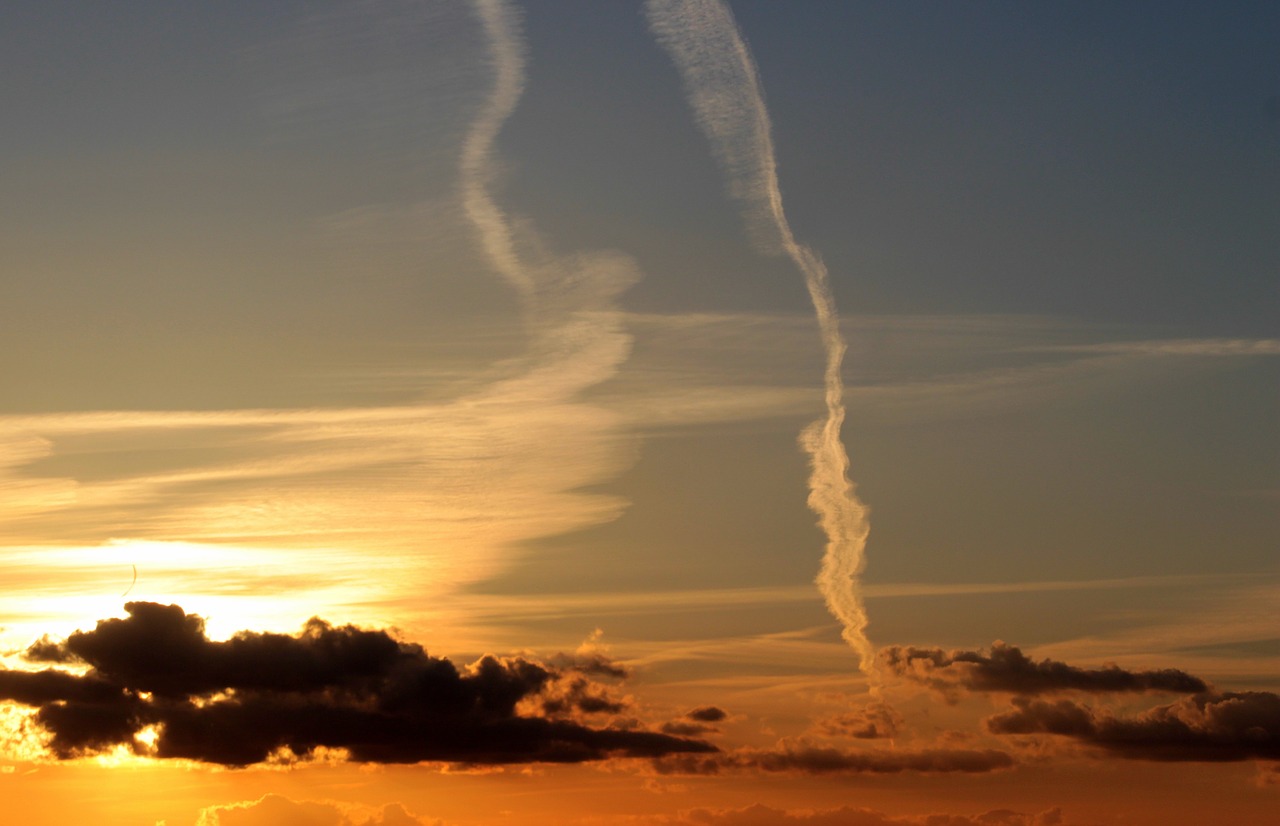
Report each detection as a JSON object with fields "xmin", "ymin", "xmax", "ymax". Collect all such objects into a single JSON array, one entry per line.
[{"xmin": 1, "ymin": 1, "xmax": 1277, "ymax": 824}]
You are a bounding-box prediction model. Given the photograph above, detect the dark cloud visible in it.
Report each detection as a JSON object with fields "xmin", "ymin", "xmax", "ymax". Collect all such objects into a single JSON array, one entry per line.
[
  {"xmin": 648, "ymin": 802, "xmax": 1069, "ymax": 826},
  {"xmin": 881, "ymin": 642, "xmax": 1208, "ymax": 699},
  {"xmin": 3, "ymin": 602, "xmax": 714, "ymax": 767},
  {"xmin": 0, "ymin": 667, "xmax": 125, "ymax": 705},
  {"xmin": 661, "ymin": 721, "xmax": 717, "ymax": 737},
  {"xmin": 199, "ymin": 793, "xmax": 440, "ymax": 826},
  {"xmin": 661, "ymin": 706, "xmax": 731, "ymax": 737},
  {"xmin": 22, "ymin": 635, "xmax": 78, "ymax": 664},
  {"xmin": 986, "ymin": 691, "xmax": 1280, "ymax": 762},
  {"xmin": 815, "ymin": 702, "xmax": 902, "ymax": 739},
  {"xmin": 653, "ymin": 744, "xmax": 1014, "ymax": 776}
]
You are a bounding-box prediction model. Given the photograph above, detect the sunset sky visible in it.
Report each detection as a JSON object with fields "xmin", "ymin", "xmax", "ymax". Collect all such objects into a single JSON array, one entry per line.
[{"xmin": 2, "ymin": 2, "xmax": 1278, "ymax": 824}]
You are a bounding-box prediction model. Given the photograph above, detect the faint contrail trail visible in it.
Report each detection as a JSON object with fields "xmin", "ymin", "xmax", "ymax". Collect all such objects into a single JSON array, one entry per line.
[{"xmin": 645, "ymin": 0, "xmax": 876, "ymax": 682}]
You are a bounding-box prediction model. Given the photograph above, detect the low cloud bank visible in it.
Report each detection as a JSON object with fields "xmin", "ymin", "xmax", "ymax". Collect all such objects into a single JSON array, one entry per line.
[{"xmin": 987, "ymin": 692, "xmax": 1280, "ymax": 762}]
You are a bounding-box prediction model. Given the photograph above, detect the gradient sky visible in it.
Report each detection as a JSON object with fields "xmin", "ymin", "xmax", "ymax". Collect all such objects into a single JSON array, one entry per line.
[{"xmin": 2, "ymin": 2, "xmax": 1278, "ymax": 825}]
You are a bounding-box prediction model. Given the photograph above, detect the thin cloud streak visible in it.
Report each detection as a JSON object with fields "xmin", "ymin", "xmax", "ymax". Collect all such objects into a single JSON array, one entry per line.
[
  {"xmin": 646, "ymin": 0, "xmax": 875, "ymax": 681},
  {"xmin": 433, "ymin": 573, "xmax": 1238, "ymax": 624}
]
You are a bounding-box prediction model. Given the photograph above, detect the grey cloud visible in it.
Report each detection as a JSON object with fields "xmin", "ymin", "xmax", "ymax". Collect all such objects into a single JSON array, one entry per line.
[{"xmin": 881, "ymin": 642, "xmax": 1207, "ymax": 699}]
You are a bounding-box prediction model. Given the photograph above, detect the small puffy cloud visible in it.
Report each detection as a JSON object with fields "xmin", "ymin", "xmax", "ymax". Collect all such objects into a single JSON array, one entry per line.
[
  {"xmin": 2, "ymin": 602, "xmax": 715, "ymax": 767},
  {"xmin": 662, "ymin": 706, "xmax": 732, "ymax": 737},
  {"xmin": 196, "ymin": 794, "xmax": 440, "ymax": 826},
  {"xmin": 986, "ymin": 691, "xmax": 1280, "ymax": 762},
  {"xmin": 537, "ymin": 674, "xmax": 629, "ymax": 718},
  {"xmin": 815, "ymin": 702, "xmax": 902, "ymax": 740},
  {"xmin": 547, "ymin": 629, "xmax": 630, "ymax": 679},
  {"xmin": 881, "ymin": 642, "xmax": 1207, "ymax": 699}
]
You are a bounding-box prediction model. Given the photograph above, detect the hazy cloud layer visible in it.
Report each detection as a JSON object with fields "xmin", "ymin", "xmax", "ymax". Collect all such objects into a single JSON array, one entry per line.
[
  {"xmin": 881, "ymin": 642, "xmax": 1208, "ymax": 699},
  {"xmin": 647, "ymin": 802, "xmax": 1070, "ymax": 826},
  {"xmin": 4, "ymin": 602, "xmax": 713, "ymax": 766},
  {"xmin": 986, "ymin": 691, "xmax": 1280, "ymax": 762},
  {"xmin": 653, "ymin": 744, "xmax": 1014, "ymax": 776},
  {"xmin": 197, "ymin": 794, "xmax": 441, "ymax": 826}
]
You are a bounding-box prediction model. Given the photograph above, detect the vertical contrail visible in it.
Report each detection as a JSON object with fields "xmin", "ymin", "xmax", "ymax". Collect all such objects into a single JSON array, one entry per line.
[
  {"xmin": 462, "ymin": 0, "xmax": 536, "ymax": 301},
  {"xmin": 645, "ymin": 0, "xmax": 876, "ymax": 681}
]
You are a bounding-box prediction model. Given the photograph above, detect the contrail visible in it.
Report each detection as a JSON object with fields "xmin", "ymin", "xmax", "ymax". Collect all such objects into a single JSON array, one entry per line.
[
  {"xmin": 645, "ymin": 0, "xmax": 876, "ymax": 682},
  {"xmin": 121, "ymin": 564, "xmax": 137, "ymax": 598},
  {"xmin": 462, "ymin": 0, "xmax": 535, "ymax": 302}
]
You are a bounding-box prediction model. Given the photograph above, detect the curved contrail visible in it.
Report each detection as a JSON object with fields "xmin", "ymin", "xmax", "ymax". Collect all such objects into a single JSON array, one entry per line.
[
  {"xmin": 121, "ymin": 564, "xmax": 137, "ymax": 598},
  {"xmin": 461, "ymin": 0, "xmax": 535, "ymax": 301},
  {"xmin": 645, "ymin": 0, "xmax": 876, "ymax": 682}
]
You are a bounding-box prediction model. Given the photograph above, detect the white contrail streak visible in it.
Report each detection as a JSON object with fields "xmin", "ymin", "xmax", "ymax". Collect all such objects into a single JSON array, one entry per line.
[
  {"xmin": 462, "ymin": 0, "xmax": 534, "ymax": 300},
  {"xmin": 646, "ymin": 0, "xmax": 876, "ymax": 681}
]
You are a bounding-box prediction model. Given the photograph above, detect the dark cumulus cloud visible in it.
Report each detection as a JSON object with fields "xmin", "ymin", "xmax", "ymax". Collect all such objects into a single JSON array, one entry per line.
[
  {"xmin": 4, "ymin": 602, "xmax": 715, "ymax": 767},
  {"xmin": 881, "ymin": 642, "xmax": 1208, "ymax": 699},
  {"xmin": 986, "ymin": 691, "xmax": 1280, "ymax": 762}
]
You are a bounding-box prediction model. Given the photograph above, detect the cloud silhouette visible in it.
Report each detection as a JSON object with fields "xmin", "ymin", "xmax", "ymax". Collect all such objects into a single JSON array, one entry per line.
[
  {"xmin": 881, "ymin": 642, "xmax": 1208, "ymax": 699},
  {"xmin": 4, "ymin": 602, "xmax": 714, "ymax": 767},
  {"xmin": 986, "ymin": 691, "xmax": 1280, "ymax": 762}
]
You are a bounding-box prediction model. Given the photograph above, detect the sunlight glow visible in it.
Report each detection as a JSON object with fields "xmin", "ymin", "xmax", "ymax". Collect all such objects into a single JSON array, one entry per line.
[{"xmin": 0, "ymin": 539, "xmax": 409, "ymax": 647}]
